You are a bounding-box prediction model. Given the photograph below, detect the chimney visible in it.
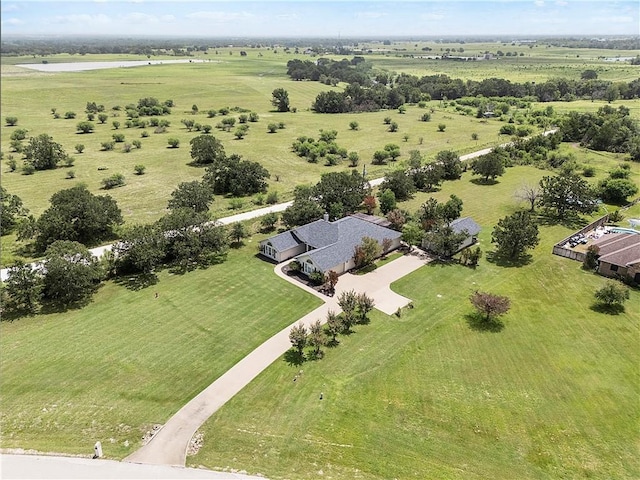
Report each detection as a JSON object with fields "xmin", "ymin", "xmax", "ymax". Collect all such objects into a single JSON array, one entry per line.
[{"xmin": 323, "ymin": 212, "xmax": 329, "ymax": 222}]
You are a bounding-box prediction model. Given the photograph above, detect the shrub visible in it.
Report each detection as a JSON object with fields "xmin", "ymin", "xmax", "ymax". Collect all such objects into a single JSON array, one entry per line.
[
  {"xmin": 583, "ymin": 165, "xmax": 596, "ymax": 177},
  {"xmin": 101, "ymin": 173, "xmax": 125, "ymax": 189},
  {"xmin": 278, "ymin": 122, "xmax": 286, "ymax": 129},
  {"xmin": 218, "ymin": 107, "xmax": 230, "ymax": 115},
  {"xmin": 207, "ymin": 110, "xmax": 217, "ymax": 118},
  {"xmin": 10, "ymin": 129, "xmax": 27, "ymax": 141},
  {"xmin": 22, "ymin": 163, "xmax": 36, "ymax": 175},
  {"xmin": 141, "ymin": 130, "xmax": 149, "ymax": 138},
  {"xmin": 437, "ymin": 123, "xmax": 446, "ymax": 132},
  {"xmin": 202, "ymin": 124, "xmax": 212, "ymax": 133},
  {"xmin": 154, "ymin": 126, "xmax": 167, "ymax": 134},
  {"xmin": 238, "ymin": 114, "xmax": 248, "ymax": 124},
  {"xmin": 229, "ymin": 198, "xmax": 244, "ymax": 210},
  {"xmin": 167, "ymin": 138, "xmax": 180, "ymax": 148},
  {"xmin": 420, "ymin": 112, "xmax": 431, "ymax": 122},
  {"xmin": 388, "ymin": 121, "xmax": 399, "ymax": 132},
  {"xmin": 266, "ymin": 191, "xmax": 279, "ymax": 204},
  {"xmin": 249, "ymin": 112, "xmax": 259, "ymax": 122},
  {"xmin": 349, "ymin": 121, "xmax": 359, "ymax": 131},
  {"xmin": 348, "ymin": 151, "xmax": 360, "ymax": 167},
  {"xmin": 112, "ymin": 133, "xmax": 125, "ymax": 143},
  {"xmin": 134, "ymin": 165, "xmax": 146, "ymax": 175},
  {"xmin": 383, "ymin": 116, "xmax": 392, "ymax": 125},
  {"xmin": 267, "ymin": 123, "xmax": 278, "ymax": 133},
  {"xmin": 64, "ymin": 111, "xmax": 76, "ymax": 119},
  {"xmin": 75, "ymin": 144, "xmax": 85, "ymax": 154},
  {"xmin": 500, "ymin": 124, "xmax": 516, "ymax": 135},
  {"xmin": 132, "ymin": 140, "xmax": 142, "ymax": 149},
  {"xmin": 8, "ymin": 157, "xmax": 17, "ymax": 171},
  {"xmin": 66, "ymin": 170, "xmax": 75, "ymax": 179},
  {"xmin": 112, "ymin": 121, "xmax": 120, "ymax": 130},
  {"xmin": 76, "ymin": 121, "xmax": 95, "ymax": 134},
  {"xmin": 5, "ymin": 116, "xmax": 18, "ymax": 126},
  {"xmin": 122, "ymin": 143, "xmax": 132, "ymax": 153},
  {"xmin": 63, "ymin": 157, "xmax": 75, "ymax": 167},
  {"xmin": 101, "ymin": 141, "xmax": 115, "ymax": 151}
]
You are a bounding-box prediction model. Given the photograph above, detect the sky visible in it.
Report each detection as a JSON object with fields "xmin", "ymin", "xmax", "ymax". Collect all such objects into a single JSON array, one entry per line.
[{"xmin": 1, "ymin": 1, "xmax": 638, "ymax": 38}]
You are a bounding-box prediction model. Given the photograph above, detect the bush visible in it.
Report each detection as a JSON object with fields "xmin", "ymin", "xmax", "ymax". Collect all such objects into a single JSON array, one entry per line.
[
  {"xmin": 132, "ymin": 140, "xmax": 142, "ymax": 149},
  {"xmin": 278, "ymin": 122, "xmax": 286, "ymax": 129},
  {"xmin": 582, "ymin": 165, "xmax": 596, "ymax": 177},
  {"xmin": 101, "ymin": 173, "xmax": 125, "ymax": 189},
  {"xmin": 66, "ymin": 170, "xmax": 75, "ymax": 179},
  {"xmin": 500, "ymin": 124, "xmax": 516, "ymax": 135},
  {"xmin": 63, "ymin": 157, "xmax": 75, "ymax": 167},
  {"xmin": 112, "ymin": 121, "xmax": 120, "ymax": 130},
  {"xmin": 76, "ymin": 121, "xmax": 95, "ymax": 134},
  {"xmin": 229, "ymin": 198, "xmax": 244, "ymax": 210},
  {"xmin": 75, "ymin": 144, "xmax": 85, "ymax": 154},
  {"xmin": 101, "ymin": 141, "xmax": 115, "ymax": 151},
  {"xmin": 8, "ymin": 157, "xmax": 17, "ymax": 171},
  {"xmin": 249, "ymin": 112, "xmax": 259, "ymax": 122},
  {"xmin": 5, "ymin": 116, "xmax": 18, "ymax": 126},
  {"xmin": 437, "ymin": 123, "xmax": 446, "ymax": 132},
  {"xmin": 141, "ymin": 131, "xmax": 149, "ymax": 138},
  {"xmin": 267, "ymin": 123, "xmax": 278, "ymax": 133},
  {"xmin": 207, "ymin": 110, "xmax": 217, "ymax": 118},
  {"xmin": 22, "ymin": 163, "xmax": 36, "ymax": 175},
  {"xmin": 349, "ymin": 121, "xmax": 359, "ymax": 131},
  {"xmin": 112, "ymin": 133, "xmax": 125, "ymax": 143},
  {"xmin": 383, "ymin": 116, "xmax": 392, "ymax": 125},
  {"xmin": 202, "ymin": 124, "xmax": 213, "ymax": 134},
  {"xmin": 122, "ymin": 143, "xmax": 132, "ymax": 153},
  {"xmin": 134, "ymin": 165, "xmax": 146, "ymax": 175},
  {"xmin": 64, "ymin": 111, "xmax": 76, "ymax": 119},
  {"xmin": 388, "ymin": 121, "xmax": 399, "ymax": 132},
  {"xmin": 167, "ymin": 138, "xmax": 180, "ymax": 148},
  {"xmin": 266, "ymin": 191, "xmax": 279, "ymax": 204},
  {"xmin": 9, "ymin": 129, "xmax": 27, "ymax": 141}
]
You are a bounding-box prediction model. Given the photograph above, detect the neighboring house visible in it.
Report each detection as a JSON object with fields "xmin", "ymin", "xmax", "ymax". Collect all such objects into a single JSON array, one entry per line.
[
  {"xmin": 422, "ymin": 217, "xmax": 481, "ymax": 253},
  {"xmin": 259, "ymin": 214, "xmax": 402, "ymax": 276},
  {"xmin": 591, "ymin": 233, "xmax": 640, "ymax": 283}
]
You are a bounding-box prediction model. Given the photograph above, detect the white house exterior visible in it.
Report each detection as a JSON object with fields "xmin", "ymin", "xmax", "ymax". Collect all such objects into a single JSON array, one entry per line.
[{"xmin": 259, "ymin": 215, "xmax": 402, "ymax": 276}]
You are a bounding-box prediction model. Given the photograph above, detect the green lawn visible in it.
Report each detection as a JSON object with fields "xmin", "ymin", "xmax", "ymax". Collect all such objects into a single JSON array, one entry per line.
[
  {"xmin": 0, "ymin": 237, "xmax": 322, "ymax": 458},
  {"xmin": 190, "ymin": 165, "xmax": 640, "ymax": 479}
]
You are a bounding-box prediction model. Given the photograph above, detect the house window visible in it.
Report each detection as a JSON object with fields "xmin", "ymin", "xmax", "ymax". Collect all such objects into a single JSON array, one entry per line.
[
  {"xmin": 262, "ymin": 243, "xmax": 276, "ymax": 258},
  {"xmin": 610, "ymin": 264, "xmax": 618, "ymax": 272},
  {"xmin": 303, "ymin": 259, "xmax": 316, "ymax": 275}
]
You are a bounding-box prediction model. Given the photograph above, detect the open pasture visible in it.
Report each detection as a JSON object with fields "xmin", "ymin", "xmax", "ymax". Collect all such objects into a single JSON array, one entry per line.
[{"xmin": 0, "ymin": 239, "xmax": 322, "ymax": 458}]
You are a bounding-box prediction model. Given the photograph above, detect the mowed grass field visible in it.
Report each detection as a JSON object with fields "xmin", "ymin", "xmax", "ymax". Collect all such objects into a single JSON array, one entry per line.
[
  {"xmin": 191, "ymin": 164, "xmax": 640, "ymax": 480},
  {"xmin": 0, "ymin": 240, "xmax": 322, "ymax": 458}
]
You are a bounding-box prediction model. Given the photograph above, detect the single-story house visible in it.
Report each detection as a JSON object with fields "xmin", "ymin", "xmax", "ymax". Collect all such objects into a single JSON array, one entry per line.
[
  {"xmin": 259, "ymin": 214, "xmax": 402, "ymax": 276},
  {"xmin": 422, "ymin": 217, "xmax": 481, "ymax": 253},
  {"xmin": 591, "ymin": 233, "xmax": 640, "ymax": 282}
]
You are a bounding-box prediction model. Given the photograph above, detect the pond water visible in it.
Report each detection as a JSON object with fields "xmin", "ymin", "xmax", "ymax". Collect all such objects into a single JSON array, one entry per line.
[{"xmin": 15, "ymin": 58, "xmax": 214, "ymax": 72}]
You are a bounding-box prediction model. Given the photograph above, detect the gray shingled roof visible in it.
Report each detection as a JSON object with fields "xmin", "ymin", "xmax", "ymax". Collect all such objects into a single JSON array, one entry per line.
[
  {"xmin": 291, "ymin": 219, "xmax": 338, "ymax": 249},
  {"xmin": 300, "ymin": 216, "xmax": 401, "ymax": 272},
  {"xmin": 450, "ymin": 217, "xmax": 481, "ymax": 236},
  {"xmin": 265, "ymin": 230, "xmax": 300, "ymax": 251},
  {"xmin": 598, "ymin": 235, "xmax": 640, "ymax": 267}
]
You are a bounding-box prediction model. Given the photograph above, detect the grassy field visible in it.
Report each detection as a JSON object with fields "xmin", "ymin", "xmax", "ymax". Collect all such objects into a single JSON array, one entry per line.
[
  {"xmin": 190, "ymin": 164, "xmax": 640, "ymax": 479},
  {"xmin": 0, "ymin": 237, "xmax": 322, "ymax": 458}
]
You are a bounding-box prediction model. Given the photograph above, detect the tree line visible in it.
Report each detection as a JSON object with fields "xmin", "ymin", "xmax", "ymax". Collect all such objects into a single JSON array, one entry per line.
[{"xmin": 286, "ymin": 57, "xmax": 640, "ymax": 113}]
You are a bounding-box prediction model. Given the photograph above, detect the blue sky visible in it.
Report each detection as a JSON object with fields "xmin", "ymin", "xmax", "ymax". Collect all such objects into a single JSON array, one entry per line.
[{"xmin": 1, "ymin": 1, "xmax": 638, "ymax": 37}]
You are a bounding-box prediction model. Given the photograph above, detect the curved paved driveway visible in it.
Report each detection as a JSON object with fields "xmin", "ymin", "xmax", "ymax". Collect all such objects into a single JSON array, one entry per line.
[{"xmin": 124, "ymin": 250, "xmax": 429, "ymax": 467}]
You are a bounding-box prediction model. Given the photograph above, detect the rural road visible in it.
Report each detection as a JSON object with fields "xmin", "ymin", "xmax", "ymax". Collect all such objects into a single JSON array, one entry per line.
[
  {"xmin": 0, "ymin": 139, "xmax": 506, "ymax": 282},
  {"xmin": 124, "ymin": 252, "xmax": 429, "ymax": 467}
]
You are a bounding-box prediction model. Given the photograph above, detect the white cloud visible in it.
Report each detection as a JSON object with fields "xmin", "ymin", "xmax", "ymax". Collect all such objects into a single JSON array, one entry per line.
[
  {"xmin": 48, "ymin": 14, "xmax": 111, "ymax": 26},
  {"xmin": 534, "ymin": 0, "xmax": 545, "ymax": 7},
  {"xmin": 122, "ymin": 12, "xmax": 160, "ymax": 24},
  {"xmin": 355, "ymin": 11, "xmax": 387, "ymax": 19},
  {"xmin": 555, "ymin": 0, "xmax": 568, "ymax": 5},
  {"xmin": 1, "ymin": 4, "xmax": 19, "ymax": 12},
  {"xmin": 421, "ymin": 13, "xmax": 445, "ymax": 21},
  {"xmin": 185, "ymin": 11, "xmax": 255, "ymax": 22},
  {"xmin": 2, "ymin": 17, "xmax": 24, "ymax": 26},
  {"xmin": 598, "ymin": 15, "xmax": 635, "ymax": 23},
  {"xmin": 276, "ymin": 14, "xmax": 300, "ymax": 21}
]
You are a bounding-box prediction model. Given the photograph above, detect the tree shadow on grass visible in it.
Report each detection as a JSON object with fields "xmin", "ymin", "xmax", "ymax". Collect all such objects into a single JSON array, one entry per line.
[
  {"xmin": 284, "ymin": 349, "xmax": 305, "ymax": 366},
  {"xmin": 470, "ymin": 178, "xmax": 499, "ymax": 186},
  {"xmin": 114, "ymin": 273, "xmax": 158, "ymax": 291},
  {"xmin": 535, "ymin": 211, "xmax": 588, "ymax": 230},
  {"xmin": 590, "ymin": 303, "xmax": 625, "ymax": 315},
  {"xmin": 465, "ymin": 312, "xmax": 505, "ymax": 332},
  {"xmin": 485, "ymin": 250, "xmax": 533, "ymax": 268}
]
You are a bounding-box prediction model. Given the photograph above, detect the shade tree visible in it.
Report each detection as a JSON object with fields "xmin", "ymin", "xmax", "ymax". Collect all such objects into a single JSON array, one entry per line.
[
  {"xmin": 491, "ymin": 211, "xmax": 539, "ymax": 260},
  {"xmin": 23, "ymin": 134, "xmax": 68, "ymax": 170},
  {"xmin": 469, "ymin": 291, "xmax": 511, "ymax": 322},
  {"xmin": 168, "ymin": 181, "xmax": 213, "ymax": 213}
]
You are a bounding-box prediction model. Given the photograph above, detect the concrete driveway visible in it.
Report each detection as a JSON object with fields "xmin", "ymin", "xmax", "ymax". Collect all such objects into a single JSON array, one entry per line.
[{"xmin": 124, "ymin": 250, "xmax": 429, "ymax": 468}]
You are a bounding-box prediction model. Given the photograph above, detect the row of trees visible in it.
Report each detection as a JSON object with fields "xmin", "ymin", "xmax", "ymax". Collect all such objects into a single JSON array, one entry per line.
[
  {"xmin": 289, "ymin": 290, "xmax": 375, "ymax": 361},
  {"xmin": 292, "ymin": 57, "xmax": 640, "ymax": 113}
]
